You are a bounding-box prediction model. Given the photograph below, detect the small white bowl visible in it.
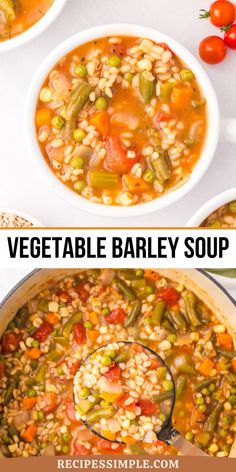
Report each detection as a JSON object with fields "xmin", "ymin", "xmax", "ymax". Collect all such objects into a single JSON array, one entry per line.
[
  {"xmin": 26, "ymin": 24, "xmax": 219, "ymax": 218},
  {"xmin": 0, "ymin": 0, "xmax": 68, "ymax": 53},
  {"xmin": 0, "ymin": 208, "xmax": 43, "ymax": 227},
  {"xmin": 186, "ymin": 187, "xmax": 236, "ymax": 290}
]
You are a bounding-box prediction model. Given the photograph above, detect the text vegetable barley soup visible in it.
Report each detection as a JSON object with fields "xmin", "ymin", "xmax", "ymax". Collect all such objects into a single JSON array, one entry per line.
[
  {"xmin": 36, "ymin": 37, "xmax": 207, "ymax": 207},
  {"xmin": 0, "ymin": 270, "xmax": 235, "ymax": 458},
  {"xmin": 0, "ymin": 0, "xmax": 54, "ymax": 42},
  {"xmin": 201, "ymin": 201, "xmax": 236, "ymax": 228}
]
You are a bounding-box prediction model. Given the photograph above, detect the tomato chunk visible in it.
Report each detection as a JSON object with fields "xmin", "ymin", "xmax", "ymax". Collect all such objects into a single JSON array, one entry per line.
[
  {"xmin": 40, "ymin": 392, "xmax": 58, "ymax": 413},
  {"xmin": 109, "ymin": 43, "xmax": 127, "ymax": 56},
  {"xmin": 104, "ymin": 136, "xmax": 139, "ymax": 174},
  {"xmin": 2, "ymin": 332, "xmax": 21, "ymax": 354},
  {"xmin": 114, "ymin": 393, "xmax": 136, "ymax": 411},
  {"xmin": 136, "ymin": 399, "xmax": 157, "ymax": 416},
  {"xmin": 66, "ymin": 401, "xmax": 80, "ymax": 423},
  {"xmin": 104, "ymin": 364, "xmax": 121, "ymax": 383},
  {"xmin": 157, "ymin": 287, "xmax": 180, "ymax": 306},
  {"xmin": 69, "ymin": 359, "xmax": 81, "ymax": 375},
  {"xmin": 73, "ymin": 441, "xmax": 90, "ymax": 455},
  {"xmin": 33, "ymin": 320, "xmax": 52, "ymax": 342},
  {"xmin": 105, "ymin": 308, "xmax": 126, "ymax": 324},
  {"xmin": 56, "ymin": 290, "xmax": 72, "ymax": 303},
  {"xmin": 97, "ymin": 438, "xmax": 123, "ymax": 453},
  {"xmin": 73, "ymin": 322, "xmax": 86, "ymax": 345},
  {"xmin": 76, "ymin": 283, "xmax": 89, "ymax": 302}
]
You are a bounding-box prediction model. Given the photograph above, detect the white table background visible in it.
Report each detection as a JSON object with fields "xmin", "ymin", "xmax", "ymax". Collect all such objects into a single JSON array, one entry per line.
[{"xmin": 0, "ymin": 0, "xmax": 236, "ymax": 227}]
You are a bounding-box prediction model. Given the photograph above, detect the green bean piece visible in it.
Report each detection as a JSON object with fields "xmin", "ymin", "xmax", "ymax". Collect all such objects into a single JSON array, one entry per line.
[
  {"xmin": 194, "ymin": 376, "xmax": 218, "ymax": 392},
  {"xmin": 3, "ymin": 379, "xmax": 16, "ymax": 406},
  {"xmin": 183, "ymin": 291, "xmax": 202, "ymax": 328},
  {"xmin": 115, "ymin": 278, "xmax": 137, "ymax": 301},
  {"xmin": 62, "ymin": 81, "xmax": 91, "ymax": 141},
  {"xmin": 152, "ymin": 300, "xmax": 167, "ymax": 325},
  {"xmin": 0, "ymin": 0, "xmax": 15, "ymax": 23},
  {"xmin": 217, "ymin": 349, "xmax": 236, "ymax": 359},
  {"xmin": 35, "ymin": 365, "xmax": 47, "ymax": 384},
  {"xmin": 38, "ymin": 299, "xmax": 49, "ymax": 312},
  {"xmin": 203, "ymin": 404, "xmax": 223, "ymax": 432},
  {"xmin": 8, "ymin": 425, "xmax": 19, "ymax": 439},
  {"xmin": 206, "ymin": 269, "xmax": 236, "ymax": 279},
  {"xmin": 162, "ymin": 319, "xmax": 176, "ymax": 333},
  {"xmin": 156, "ymin": 367, "xmax": 168, "ymax": 381},
  {"xmin": 115, "ymin": 350, "xmax": 131, "ymax": 363},
  {"xmin": 129, "ymin": 444, "xmax": 146, "ymax": 454},
  {"xmin": 90, "ymin": 170, "xmax": 119, "ymax": 189},
  {"xmin": 150, "ymin": 150, "xmax": 172, "ymax": 184},
  {"xmin": 86, "ymin": 406, "xmax": 115, "ymax": 423},
  {"xmin": 195, "ymin": 431, "xmax": 211, "ymax": 448},
  {"xmin": 0, "ymin": 444, "xmax": 11, "ymax": 458},
  {"xmin": 160, "ymin": 82, "xmax": 174, "ymax": 101},
  {"xmin": 167, "ymin": 310, "xmax": 187, "ymax": 332},
  {"xmin": 229, "ymin": 201, "xmax": 236, "ymax": 213},
  {"xmin": 53, "ymin": 336, "xmax": 69, "ymax": 346},
  {"xmin": 227, "ymin": 372, "xmax": 236, "ymax": 384},
  {"xmin": 14, "ymin": 306, "xmax": 29, "ymax": 328},
  {"xmin": 152, "ymin": 391, "xmax": 174, "ymax": 403},
  {"xmin": 133, "ymin": 279, "xmax": 146, "ymax": 289},
  {"xmin": 124, "ymin": 300, "xmax": 142, "ymax": 327},
  {"xmin": 62, "ymin": 312, "xmax": 83, "ymax": 339},
  {"xmin": 176, "ymin": 375, "xmax": 187, "ymax": 399},
  {"xmin": 118, "ymin": 270, "xmax": 139, "ymax": 280},
  {"xmin": 139, "ymin": 71, "xmax": 155, "ymax": 104},
  {"xmin": 76, "ymin": 399, "xmax": 95, "ymax": 415},
  {"xmin": 46, "ymin": 350, "xmax": 63, "ymax": 362}
]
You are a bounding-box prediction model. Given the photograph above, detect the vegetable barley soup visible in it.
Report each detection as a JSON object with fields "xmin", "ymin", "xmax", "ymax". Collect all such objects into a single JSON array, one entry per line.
[
  {"xmin": 74, "ymin": 342, "xmax": 173, "ymax": 443},
  {"xmin": 0, "ymin": 0, "xmax": 54, "ymax": 42},
  {"xmin": 0, "ymin": 270, "xmax": 235, "ymax": 458},
  {"xmin": 201, "ymin": 201, "xmax": 236, "ymax": 228},
  {"xmin": 36, "ymin": 37, "xmax": 207, "ymax": 207}
]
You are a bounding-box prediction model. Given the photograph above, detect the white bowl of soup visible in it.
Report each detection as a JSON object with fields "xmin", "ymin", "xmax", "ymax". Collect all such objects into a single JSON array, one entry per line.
[
  {"xmin": 186, "ymin": 188, "xmax": 236, "ymax": 289},
  {"xmin": 0, "ymin": 0, "xmax": 68, "ymax": 51},
  {"xmin": 26, "ymin": 24, "xmax": 219, "ymax": 218}
]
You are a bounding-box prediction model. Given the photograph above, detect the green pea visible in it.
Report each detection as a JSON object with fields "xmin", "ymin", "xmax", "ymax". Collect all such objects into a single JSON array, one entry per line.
[
  {"xmin": 180, "ymin": 69, "xmax": 194, "ymax": 82},
  {"xmin": 102, "ymin": 307, "xmax": 110, "ymax": 316},
  {"xmin": 228, "ymin": 394, "xmax": 236, "ymax": 405},
  {"xmin": 198, "ymin": 404, "xmax": 207, "ymax": 413},
  {"xmin": 30, "ymin": 360, "xmax": 39, "ymax": 370},
  {"xmin": 32, "ymin": 340, "xmax": 39, "ymax": 348},
  {"xmin": 80, "ymin": 387, "xmax": 90, "ymax": 398},
  {"xmin": 73, "ymin": 128, "xmax": 86, "ymax": 143},
  {"xmin": 27, "ymin": 389, "xmax": 36, "ymax": 397},
  {"xmin": 109, "ymin": 55, "xmax": 121, "ymax": 68},
  {"xmin": 63, "ymin": 433, "xmax": 71, "ymax": 442},
  {"xmin": 196, "ymin": 397, "xmax": 204, "ymax": 405},
  {"xmin": 41, "ymin": 442, "xmax": 48, "ymax": 449},
  {"xmin": 84, "ymin": 321, "xmax": 92, "ymax": 329},
  {"xmin": 167, "ymin": 334, "xmax": 177, "ymax": 343},
  {"xmin": 209, "ymin": 383, "xmax": 216, "ymax": 392},
  {"xmin": 51, "ymin": 116, "xmax": 65, "ymax": 130},
  {"xmin": 197, "ymin": 344, "xmax": 204, "ymax": 352},
  {"xmin": 95, "ymin": 96, "xmax": 108, "ymax": 111},
  {"xmin": 223, "ymin": 415, "xmax": 232, "ymax": 425},
  {"xmin": 143, "ymin": 169, "xmax": 155, "ymax": 183},
  {"xmin": 124, "ymin": 72, "xmax": 133, "ymax": 82},
  {"xmin": 144, "ymin": 317, "xmax": 152, "ymax": 325},
  {"xmin": 146, "ymin": 285, "xmax": 154, "ymax": 295},
  {"xmin": 70, "ymin": 156, "xmax": 84, "ymax": 171},
  {"xmin": 229, "ymin": 201, "xmax": 236, "ymax": 213},
  {"xmin": 159, "ymin": 413, "xmax": 166, "ymax": 422},
  {"xmin": 14, "ymin": 351, "xmax": 22, "ymax": 359},
  {"xmin": 106, "ymin": 350, "xmax": 116, "ymax": 359},
  {"xmin": 62, "ymin": 445, "xmax": 69, "ymax": 454},
  {"xmin": 185, "ymin": 432, "xmax": 194, "ymax": 441},
  {"xmin": 201, "ymin": 388, "xmax": 209, "ymax": 396},
  {"xmin": 101, "ymin": 355, "xmax": 112, "ymax": 366},
  {"xmin": 219, "ymin": 429, "xmax": 228, "ymax": 438},
  {"xmin": 74, "ymin": 181, "xmax": 86, "ymax": 193},
  {"xmin": 38, "ymin": 411, "xmax": 45, "ymax": 420},
  {"xmin": 57, "ymin": 367, "xmax": 64, "ymax": 376},
  {"xmin": 75, "ymin": 64, "xmax": 87, "ymax": 78},
  {"xmin": 135, "ymin": 269, "xmax": 143, "ymax": 278},
  {"xmin": 163, "ymin": 380, "xmax": 173, "ymax": 391}
]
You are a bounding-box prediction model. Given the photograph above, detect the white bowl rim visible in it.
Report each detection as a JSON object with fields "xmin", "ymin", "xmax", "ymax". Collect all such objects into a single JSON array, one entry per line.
[
  {"xmin": 0, "ymin": 0, "xmax": 68, "ymax": 52},
  {"xmin": 25, "ymin": 23, "xmax": 220, "ymax": 219},
  {"xmin": 0, "ymin": 207, "xmax": 43, "ymax": 227}
]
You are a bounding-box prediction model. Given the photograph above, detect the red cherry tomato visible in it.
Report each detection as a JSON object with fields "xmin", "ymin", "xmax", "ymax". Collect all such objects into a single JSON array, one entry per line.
[
  {"xmin": 73, "ymin": 322, "xmax": 86, "ymax": 345},
  {"xmin": 199, "ymin": 36, "xmax": 227, "ymax": 64},
  {"xmin": 97, "ymin": 438, "xmax": 123, "ymax": 453},
  {"xmin": 103, "ymin": 364, "xmax": 121, "ymax": 383},
  {"xmin": 76, "ymin": 283, "xmax": 89, "ymax": 302},
  {"xmin": 105, "ymin": 307, "xmax": 126, "ymax": 324},
  {"xmin": 1, "ymin": 332, "xmax": 21, "ymax": 353},
  {"xmin": 200, "ymin": 1, "xmax": 235, "ymax": 27},
  {"xmin": 104, "ymin": 136, "xmax": 139, "ymax": 174},
  {"xmin": 157, "ymin": 287, "xmax": 180, "ymax": 306},
  {"xmin": 224, "ymin": 23, "xmax": 236, "ymax": 49},
  {"xmin": 136, "ymin": 399, "xmax": 157, "ymax": 416},
  {"xmin": 33, "ymin": 320, "xmax": 52, "ymax": 342}
]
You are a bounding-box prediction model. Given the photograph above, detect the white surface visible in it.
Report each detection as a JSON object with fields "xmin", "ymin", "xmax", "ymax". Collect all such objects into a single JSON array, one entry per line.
[
  {"xmin": 0, "ymin": 269, "xmax": 235, "ymax": 305},
  {"xmin": 0, "ymin": 0, "xmax": 236, "ymax": 227}
]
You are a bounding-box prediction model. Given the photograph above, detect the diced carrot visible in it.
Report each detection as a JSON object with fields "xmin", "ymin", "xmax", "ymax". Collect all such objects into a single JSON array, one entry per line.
[
  {"xmin": 35, "ymin": 108, "xmax": 52, "ymax": 128},
  {"xmin": 90, "ymin": 111, "xmax": 110, "ymax": 136},
  {"xmin": 45, "ymin": 312, "xmax": 60, "ymax": 325},
  {"xmin": 22, "ymin": 397, "xmax": 38, "ymax": 411},
  {"xmin": 21, "ymin": 424, "xmax": 37, "ymax": 443},
  {"xmin": 198, "ymin": 358, "xmax": 214, "ymax": 376},
  {"xmin": 121, "ymin": 436, "xmax": 136, "ymax": 445},
  {"xmin": 217, "ymin": 333, "xmax": 233, "ymax": 349},
  {"xmin": 102, "ymin": 430, "xmax": 116, "ymax": 441},
  {"xmin": 144, "ymin": 270, "xmax": 161, "ymax": 282},
  {"xmin": 86, "ymin": 329, "xmax": 99, "ymax": 343},
  {"xmin": 26, "ymin": 348, "xmax": 42, "ymax": 360},
  {"xmin": 232, "ymin": 358, "xmax": 236, "ymax": 374},
  {"xmin": 123, "ymin": 175, "xmax": 150, "ymax": 193},
  {"xmin": 89, "ymin": 311, "xmax": 99, "ymax": 325},
  {"xmin": 171, "ymin": 86, "xmax": 192, "ymax": 109}
]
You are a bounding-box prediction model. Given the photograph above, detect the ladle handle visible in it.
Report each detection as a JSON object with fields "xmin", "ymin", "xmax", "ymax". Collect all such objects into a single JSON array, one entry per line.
[{"xmin": 166, "ymin": 429, "xmax": 208, "ymax": 456}]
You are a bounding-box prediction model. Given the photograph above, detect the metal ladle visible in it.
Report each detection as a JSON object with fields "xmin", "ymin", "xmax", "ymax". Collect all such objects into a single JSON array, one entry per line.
[{"xmin": 74, "ymin": 341, "xmax": 207, "ymax": 456}]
